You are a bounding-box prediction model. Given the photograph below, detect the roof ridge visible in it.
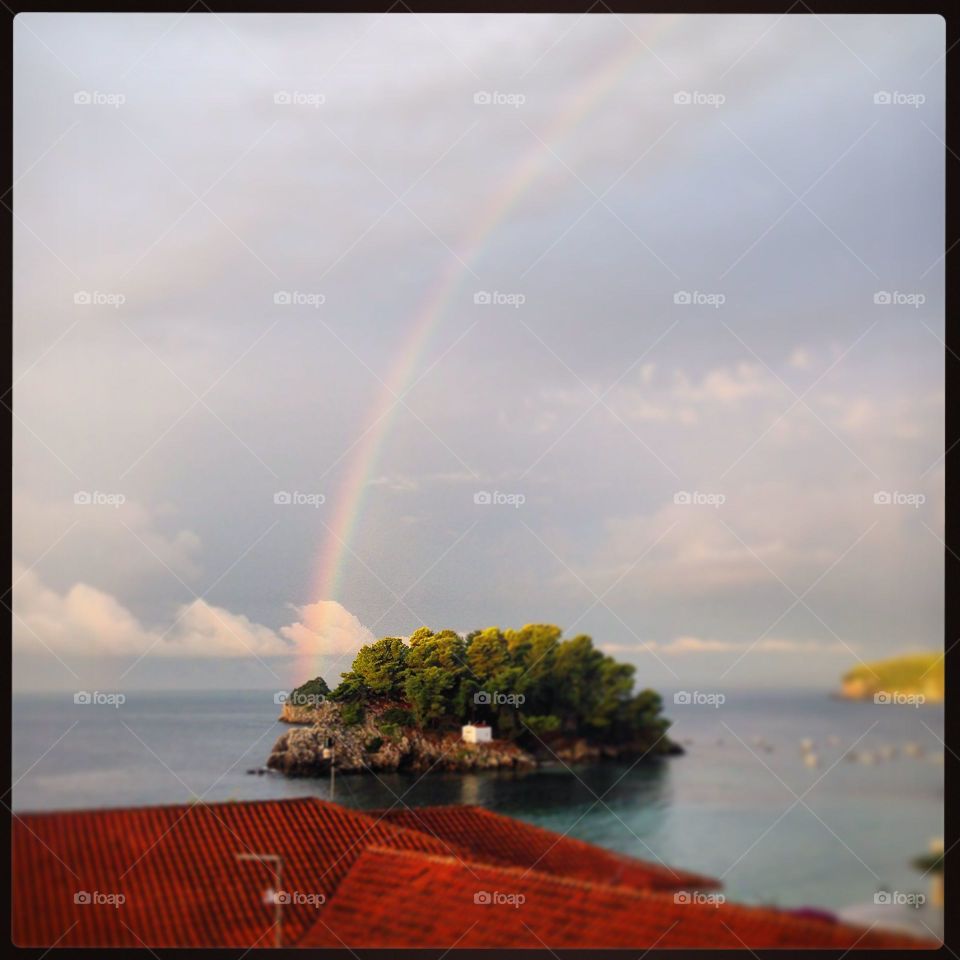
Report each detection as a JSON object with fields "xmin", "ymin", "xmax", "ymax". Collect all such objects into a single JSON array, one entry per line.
[
  {"xmin": 15, "ymin": 795, "xmax": 325, "ymax": 819},
  {"xmin": 329, "ymin": 846, "xmax": 933, "ymax": 943},
  {"xmin": 381, "ymin": 803, "xmax": 719, "ymax": 887},
  {"xmin": 343, "ymin": 843, "xmax": 676, "ymax": 900}
]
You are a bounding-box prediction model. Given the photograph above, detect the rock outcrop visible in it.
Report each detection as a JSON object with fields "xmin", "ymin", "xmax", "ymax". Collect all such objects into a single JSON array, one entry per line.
[
  {"xmin": 267, "ymin": 700, "xmax": 681, "ymax": 777},
  {"xmin": 267, "ymin": 701, "xmax": 536, "ymax": 776}
]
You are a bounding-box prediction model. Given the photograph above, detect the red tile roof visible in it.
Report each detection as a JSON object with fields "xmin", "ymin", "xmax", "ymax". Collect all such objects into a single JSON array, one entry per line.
[
  {"xmin": 375, "ymin": 803, "xmax": 718, "ymax": 892},
  {"xmin": 302, "ymin": 846, "xmax": 936, "ymax": 950},
  {"xmin": 12, "ymin": 797, "xmax": 453, "ymax": 947}
]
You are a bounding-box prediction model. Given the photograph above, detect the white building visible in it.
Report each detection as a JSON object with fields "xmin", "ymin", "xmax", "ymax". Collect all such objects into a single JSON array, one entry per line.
[{"xmin": 461, "ymin": 723, "xmax": 492, "ymax": 744}]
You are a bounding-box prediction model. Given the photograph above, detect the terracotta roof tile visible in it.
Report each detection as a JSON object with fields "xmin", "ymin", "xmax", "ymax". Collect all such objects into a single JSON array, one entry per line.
[
  {"xmin": 374, "ymin": 803, "xmax": 718, "ymax": 892},
  {"xmin": 12, "ymin": 797, "xmax": 452, "ymax": 947},
  {"xmin": 302, "ymin": 846, "xmax": 936, "ymax": 950}
]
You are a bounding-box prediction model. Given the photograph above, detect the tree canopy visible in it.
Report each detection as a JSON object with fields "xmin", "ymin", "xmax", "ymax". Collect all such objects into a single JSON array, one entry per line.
[{"xmin": 290, "ymin": 624, "xmax": 673, "ymax": 750}]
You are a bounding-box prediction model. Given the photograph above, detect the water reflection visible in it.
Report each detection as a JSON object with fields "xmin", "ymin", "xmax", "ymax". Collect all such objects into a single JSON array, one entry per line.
[{"xmin": 334, "ymin": 757, "xmax": 674, "ymax": 830}]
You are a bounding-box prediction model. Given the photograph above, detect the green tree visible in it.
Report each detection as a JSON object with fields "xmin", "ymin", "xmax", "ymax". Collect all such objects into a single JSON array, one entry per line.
[
  {"xmin": 405, "ymin": 665, "xmax": 457, "ymax": 727},
  {"xmin": 323, "ymin": 623, "xmax": 676, "ymax": 752},
  {"xmin": 505, "ymin": 624, "xmax": 561, "ymax": 716},
  {"xmin": 403, "ymin": 630, "xmax": 467, "ymax": 724},
  {"xmin": 465, "ymin": 627, "xmax": 510, "ymax": 682},
  {"xmin": 553, "ymin": 633, "xmax": 606, "ymax": 731},
  {"xmin": 349, "ymin": 636, "xmax": 408, "ymax": 697},
  {"xmin": 288, "ymin": 675, "xmax": 330, "ymax": 708}
]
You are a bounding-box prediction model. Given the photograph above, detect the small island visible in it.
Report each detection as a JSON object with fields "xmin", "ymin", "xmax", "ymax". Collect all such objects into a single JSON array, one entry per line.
[
  {"xmin": 839, "ymin": 652, "xmax": 944, "ymax": 703},
  {"xmin": 267, "ymin": 623, "xmax": 680, "ymax": 776}
]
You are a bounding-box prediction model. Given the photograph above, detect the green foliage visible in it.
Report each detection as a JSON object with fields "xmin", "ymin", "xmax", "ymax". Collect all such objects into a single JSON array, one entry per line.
[
  {"xmin": 522, "ymin": 714, "xmax": 561, "ymax": 736},
  {"xmin": 380, "ymin": 722, "xmax": 401, "ymax": 742},
  {"xmin": 381, "ymin": 707, "xmax": 415, "ymax": 727},
  {"xmin": 332, "ymin": 624, "xmax": 673, "ymax": 748},
  {"xmin": 329, "ymin": 671, "xmax": 368, "ymax": 703},
  {"xmin": 405, "ymin": 665, "xmax": 457, "ymax": 728},
  {"xmin": 288, "ymin": 675, "xmax": 330, "ymax": 708},
  {"xmin": 349, "ymin": 636, "xmax": 408, "ymax": 697},
  {"xmin": 364, "ymin": 737, "xmax": 383, "ymax": 753},
  {"xmin": 408, "ymin": 626, "xmax": 435, "ymax": 645},
  {"xmin": 340, "ymin": 701, "xmax": 365, "ymax": 726},
  {"xmin": 843, "ymin": 652, "xmax": 944, "ymax": 701}
]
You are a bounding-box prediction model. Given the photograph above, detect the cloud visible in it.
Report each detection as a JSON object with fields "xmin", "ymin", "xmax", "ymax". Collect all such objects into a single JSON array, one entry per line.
[
  {"xmin": 280, "ymin": 600, "xmax": 375, "ymax": 659},
  {"xmin": 12, "ymin": 563, "xmax": 372, "ymax": 664},
  {"xmin": 602, "ymin": 636, "xmax": 854, "ymax": 657},
  {"xmin": 654, "ymin": 636, "xmax": 853, "ymax": 655},
  {"xmin": 12, "ymin": 491, "xmax": 203, "ymax": 599}
]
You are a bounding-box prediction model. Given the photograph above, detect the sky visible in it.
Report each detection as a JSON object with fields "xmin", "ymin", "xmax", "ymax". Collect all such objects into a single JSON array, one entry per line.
[{"xmin": 12, "ymin": 13, "xmax": 945, "ymax": 693}]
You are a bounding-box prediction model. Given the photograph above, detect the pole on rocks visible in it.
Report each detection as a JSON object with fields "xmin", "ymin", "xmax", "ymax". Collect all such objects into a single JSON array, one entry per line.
[{"xmin": 323, "ymin": 737, "xmax": 335, "ymax": 800}]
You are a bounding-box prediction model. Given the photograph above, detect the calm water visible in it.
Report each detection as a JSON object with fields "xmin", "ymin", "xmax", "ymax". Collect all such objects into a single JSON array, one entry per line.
[{"xmin": 12, "ymin": 689, "xmax": 943, "ymax": 912}]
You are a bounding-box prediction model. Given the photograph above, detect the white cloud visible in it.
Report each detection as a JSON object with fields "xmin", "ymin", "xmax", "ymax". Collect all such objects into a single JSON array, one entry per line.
[
  {"xmin": 12, "ymin": 563, "xmax": 372, "ymax": 663},
  {"xmin": 12, "ymin": 491, "xmax": 203, "ymax": 595},
  {"xmin": 280, "ymin": 600, "xmax": 375, "ymax": 659},
  {"xmin": 672, "ymin": 363, "xmax": 778, "ymax": 405},
  {"xmin": 655, "ymin": 636, "xmax": 853, "ymax": 655}
]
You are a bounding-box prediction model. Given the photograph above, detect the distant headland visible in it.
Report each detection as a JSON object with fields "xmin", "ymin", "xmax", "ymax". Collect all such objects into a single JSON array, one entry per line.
[
  {"xmin": 266, "ymin": 624, "xmax": 681, "ymax": 776},
  {"xmin": 839, "ymin": 652, "xmax": 943, "ymax": 704}
]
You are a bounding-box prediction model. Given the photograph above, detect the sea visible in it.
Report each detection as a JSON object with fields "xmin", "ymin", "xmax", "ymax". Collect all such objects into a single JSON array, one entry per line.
[{"xmin": 12, "ymin": 688, "xmax": 943, "ymax": 917}]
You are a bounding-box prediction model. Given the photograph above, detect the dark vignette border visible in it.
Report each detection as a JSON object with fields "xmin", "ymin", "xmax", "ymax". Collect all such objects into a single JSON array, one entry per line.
[{"xmin": 0, "ymin": 2, "xmax": 953, "ymax": 959}]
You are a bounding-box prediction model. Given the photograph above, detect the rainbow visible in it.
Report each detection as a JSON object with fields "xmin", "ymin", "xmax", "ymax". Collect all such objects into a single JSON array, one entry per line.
[{"xmin": 301, "ymin": 16, "xmax": 682, "ymax": 675}]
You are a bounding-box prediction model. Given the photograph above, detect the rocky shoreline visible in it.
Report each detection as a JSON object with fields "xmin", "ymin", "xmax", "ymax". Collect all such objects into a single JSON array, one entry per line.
[{"xmin": 266, "ymin": 700, "xmax": 679, "ymax": 776}]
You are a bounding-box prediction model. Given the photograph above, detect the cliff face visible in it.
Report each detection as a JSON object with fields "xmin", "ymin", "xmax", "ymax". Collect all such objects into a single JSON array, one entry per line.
[
  {"xmin": 267, "ymin": 701, "xmax": 536, "ymax": 775},
  {"xmin": 278, "ymin": 701, "xmax": 323, "ymax": 724}
]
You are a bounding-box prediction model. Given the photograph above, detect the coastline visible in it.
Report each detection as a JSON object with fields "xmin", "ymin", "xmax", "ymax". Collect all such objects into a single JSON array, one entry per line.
[{"xmin": 266, "ymin": 699, "xmax": 681, "ymax": 776}]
